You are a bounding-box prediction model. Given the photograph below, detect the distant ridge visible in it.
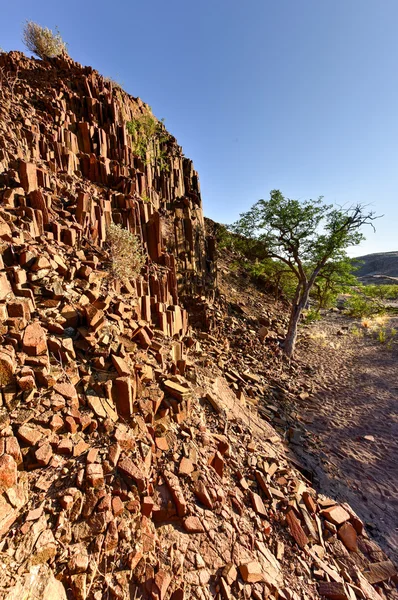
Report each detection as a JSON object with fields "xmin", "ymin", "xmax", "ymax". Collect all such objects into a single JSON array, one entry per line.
[{"xmin": 353, "ymin": 251, "xmax": 398, "ymax": 283}]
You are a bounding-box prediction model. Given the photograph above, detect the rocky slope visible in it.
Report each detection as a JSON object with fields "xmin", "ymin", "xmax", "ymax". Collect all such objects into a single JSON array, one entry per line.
[{"xmin": 0, "ymin": 51, "xmax": 397, "ymax": 599}]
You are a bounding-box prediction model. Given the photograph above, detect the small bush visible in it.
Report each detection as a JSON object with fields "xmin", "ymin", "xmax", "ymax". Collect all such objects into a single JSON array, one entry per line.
[
  {"xmin": 22, "ymin": 21, "xmax": 67, "ymax": 59},
  {"xmin": 106, "ymin": 223, "xmax": 145, "ymax": 282},
  {"xmin": 344, "ymin": 293, "xmax": 384, "ymax": 318},
  {"xmin": 303, "ymin": 308, "xmax": 321, "ymax": 324}
]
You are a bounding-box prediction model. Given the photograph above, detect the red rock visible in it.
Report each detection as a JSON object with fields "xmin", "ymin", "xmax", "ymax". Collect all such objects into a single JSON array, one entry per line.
[
  {"xmin": 183, "ymin": 516, "xmax": 204, "ymax": 533},
  {"xmin": 0, "ymin": 454, "xmax": 17, "ymax": 492},
  {"xmin": 50, "ymin": 414, "xmax": 64, "ymax": 431},
  {"xmin": 302, "ymin": 491, "xmax": 317, "ymax": 514},
  {"xmin": 113, "ymin": 376, "xmax": 135, "ymax": 417},
  {"xmin": 104, "ymin": 519, "xmax": 119, "ymax": 552},
  {"xmin": 53, "ymin": 382, "xmax": 78, "ymax": 404},
  {"xmin": 250, "ymin": 491, "xmax": 267, "ymax": 517},
  {"xmin": 5, "ymin": 437, "xmax": 22, "ymax": 465},
  {"xmin": 0, "ymin": 272, "xmax": 12, "ymax": 301},
  {"xmin": 153, "ymin": 569, "xmax": 172, "ymax": 600},
  {"xmin": 18, "ymin": 424, "xmax": 44, "ymax": 446},
  {"xmin": 112, "ymin": 496, "xmax": 124, "ymax": 516},
  {"xmin": 364, "ymin": 560, "xmax": 397, "ymax": 584},
  {"xmin": 285, "ymin": 507, "xmax": 309, "ymax": 549},
  {"xmin": 65, "ymin": 416, "xmax": 78, "ymax": 433},
  {"xmin": 338, "ymin": 522, "xmax": 358, "ymax": 552},
  {"xmin": 57, "ymin": 438, "xmax": 73, "ymax": 455},
  {"xmin": 18, "ymin": 375, "xmax": 35, "ymax": 391},
  {"xmin": 86, "ymin": 463, "xmax": 104, "ymax": 488},
  {"xmin": 0, "ymin": 351, "xmax": 15, "ymax": 385},
  {"xmin": 239, "ymin": 561, "xmax": 265, "ymax": 583},
  {"xmin": 321, "ymin": 505, "xmax": 350, "ymax": 526},
  {"xmin": 317, "ymin": 582, "xmax": 349, "ymax": 600},
  {"xmin": 22, "ymin": 322, "xmax": 47, "ymax": 356},
  {"xmin": 35, "ymin": 443, "xmax": 53, "ymax": 466},
  {"xmin": 108, "ymin": 443, "xmax": 121, "ymax": 466},
  {"xmin": 19, "ymin": 161, "xmax": 38, "ymax": 193},
  {"xmin": 155, "ymin": 437, "xmax": 169, "ymax": 451},
  {"xmin": 194, "ymin": 481, "xmax": 214, "ymax": 509},
  {"xmin": 86, "ymin": 448, "xmax": 99, "ymax": 463},
  {"xmin": 163, "ymin": 470, "xmax": 187, "ymax": 517},
  {"xmin": 210, "ymin": 451, "xmax": 224, "ymax": 477},
  {"xmin": 118, "ymin": 457, "xmax": 146, "ymax": 492},
  {"xmin": 141, "ymin": 496, "xmax": 154, "ymax": 517},
  {"xmin": 179, "ymin": 457, "xmax": 194, "ymax": 475},
  {"xmin": 111, "ymin": 354, "xmax": 131, "ymax": 376},
  {"xmin": 84, "ymin": 304, "xmax": 105, "ymax": 330}
]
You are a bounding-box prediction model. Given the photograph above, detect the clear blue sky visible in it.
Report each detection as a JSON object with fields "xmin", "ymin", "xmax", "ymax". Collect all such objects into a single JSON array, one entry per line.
[{"xmin": 1, "ymin": 0, "xmax": 398, "ymax": 256}]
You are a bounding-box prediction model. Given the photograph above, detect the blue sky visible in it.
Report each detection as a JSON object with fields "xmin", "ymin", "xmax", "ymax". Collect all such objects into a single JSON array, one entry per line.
[{"xmin": 1, "ymin": 0, "xmax": 397, "ymax": 256}]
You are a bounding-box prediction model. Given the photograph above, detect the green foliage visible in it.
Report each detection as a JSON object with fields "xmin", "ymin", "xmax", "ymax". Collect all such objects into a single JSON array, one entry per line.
[
  {"xmin": 126, "ymin": 115, "xmax": 171, "ymax": 171},
  {"xmin": 230, "ymin": 190, "xmax": 380, "ymax": 356},
  {"xmin": 141, "ymin": 194, "xmax": 151, "ymax": 203},
  {"xmin": 106, "ymin": 223, "xmax": 145, "ymax": 282},
  {"xmin": 359, "ymin": 284, "xmax": 398, "ymax": 301},
  {"xmin": 311, "ymin": 257, "xmax": 358, "ymax": 310},
  {"xmin": 22, "ymin": 21, "xmax": 67, "ymax": 59},
  {"xmin": 303, "ymin": 308, "xmax": 321, "ymax": 324},
  {"xmin": 344, "ymin": 293, "xmax": 384, "ymax": 318}
]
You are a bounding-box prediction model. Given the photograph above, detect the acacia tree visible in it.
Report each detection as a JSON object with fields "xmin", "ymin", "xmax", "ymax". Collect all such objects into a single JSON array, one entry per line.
[{"xmin": 231, "ymin": 190, "xmax": 379, "ymax": 357}]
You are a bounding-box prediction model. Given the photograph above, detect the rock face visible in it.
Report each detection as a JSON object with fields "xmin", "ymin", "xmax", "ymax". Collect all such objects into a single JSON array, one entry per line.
[
  {"xmin": 0, "ymin": 50, "xmax": 215, "ymax": 340},
  {"xmin": 0, "ymin": 51, "xmax": 397, "ymax": 600}
]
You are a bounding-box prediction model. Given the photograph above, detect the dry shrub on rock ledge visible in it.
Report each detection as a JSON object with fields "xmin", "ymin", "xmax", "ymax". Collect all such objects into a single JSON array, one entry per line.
[
  {"xmin": 22, "ymin": 21, "xmax": 68, "ymax": 59},
  {"xmin": 106, "ymin": 223, "xmax": 145, "ymax": 284}
]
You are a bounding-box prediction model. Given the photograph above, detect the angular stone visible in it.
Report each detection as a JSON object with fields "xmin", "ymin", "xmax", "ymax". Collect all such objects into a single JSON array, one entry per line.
[
  {"xmin": 153, "ymin": 570, "xmax": 172, "ymax": 600},
  {"xmin": 183, "ymin": 516, "xmax": 204, "ymax": 533},
  {"xmin": 163, "ymin": 470, "xmax": 187, "ymax": 517},
  {"xmin": 364, "ymin": 560, "xmax": 397, "ymax": 584},
  {"xmin": 285, "ymin": 507, "xmax": 309, "ymax": 549},
  {"xmin": 337, "ymin": 522, "xmax": 358, "ymax": 552},
  {"xmin": 0, "ymin": 273, "xmax": 12, "ymax": 301},
  {"xmin": 111, "ymin": 354, "xmax": 131, "ymax": 376},
  {"xmin": 317, "ymin": 582, "xmax": 349, "ymax": 600},
  {"xmin": 179, "ymin": 457, "xmax": 194, "ymax": 475},
  {"xmin": 118, "ymin": 457, "xmax": 146, "ymax": 492},
  {"xmin": 113, "ymin": 376, "xmax": 135, "ymax": 417},
  {"xmin": 35, "ymin": 443, "xmax": 53, "ymax": 466},
  {"xmin": 18, "ymin": 424, "xmax": 44, "ymax": 446},
  {"xmin": 250, "ymin": 491, "xmax": 267, "ymax": 517},
  {"xmin": 0, "ymin": 351, "xmax": 15, "ymax": 385},
  {"xmin": 0, "ymin": 455, "xmax": 17, "ymax": 492},
  {"xmin": 302, "ymin": 491, "xmax": 317, "ymax": 514},
  {"xmin": 321, "ymin": 505, "xmax": 350, "ymax": 526},
  {"xmin": 194, "ymin": 481, "xmax": 214, "ymax": 509},
  {"xmin": 239, "ymin": 561, "xmax": 265, "ymax": 583},
  {"xmin": 86, "ymin": 463, "xmax": 104, "ymax": 488},
  {"xmin": 22, "ymin": 322, "xmax": 47, "ymax": 356},
  {"xmin": 53, "ymin": 382, "xmax": 78, "ymax": 404}
]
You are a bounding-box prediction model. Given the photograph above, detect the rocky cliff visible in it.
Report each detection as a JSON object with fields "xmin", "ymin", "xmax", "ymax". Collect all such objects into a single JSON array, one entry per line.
[{"xmin": 0, "ymin": 51, "xmax": 397, "ymax": 600}]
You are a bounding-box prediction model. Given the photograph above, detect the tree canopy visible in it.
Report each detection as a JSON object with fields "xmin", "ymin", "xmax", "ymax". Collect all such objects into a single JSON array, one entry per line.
[{"xmin": 231, "ymin": 190, "xmax": 380, "ymax": 356}]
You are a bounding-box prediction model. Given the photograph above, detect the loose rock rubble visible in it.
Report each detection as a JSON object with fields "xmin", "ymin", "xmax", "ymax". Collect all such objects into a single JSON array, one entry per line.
[{"xmin": 0, "ymin": 51, "xmax": 397, "ymax": 599}]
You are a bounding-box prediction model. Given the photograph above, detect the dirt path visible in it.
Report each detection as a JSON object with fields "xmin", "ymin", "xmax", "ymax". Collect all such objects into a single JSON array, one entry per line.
[{"xmin": 295, "ymin": 314, "xmax": 398, "ymax": 564}]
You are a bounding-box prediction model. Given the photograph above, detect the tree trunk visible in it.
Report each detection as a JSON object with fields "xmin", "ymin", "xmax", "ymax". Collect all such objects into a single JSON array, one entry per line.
[{"xmin": 284, "ymin": 286, "xmax": 311, "ymax": 358}]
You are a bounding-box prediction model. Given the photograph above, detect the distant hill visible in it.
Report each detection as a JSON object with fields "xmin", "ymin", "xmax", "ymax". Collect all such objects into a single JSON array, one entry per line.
[{"xmin": 352, "ymin": 251, "xmax": 398, "ymax": 284}]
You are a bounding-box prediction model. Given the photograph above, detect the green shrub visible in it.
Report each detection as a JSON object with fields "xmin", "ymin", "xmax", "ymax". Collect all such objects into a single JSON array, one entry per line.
[
  {"xmin": 126, "ymin": 115, "xmax": 171, "ymax": 170},
  {"xmin": 106, "ymin": 223, "xmax": 145, "ymax": 282},
  {"xmin": 22, "ymin": 21, "xmax": 67, "ymax": 59},
  {"xmin": 303, "ymin": 308, "xmax": 321, "ymax": 324},
  {"xmin": 344, "ymin": 293, "xmax": 384, "ymax": 318}
]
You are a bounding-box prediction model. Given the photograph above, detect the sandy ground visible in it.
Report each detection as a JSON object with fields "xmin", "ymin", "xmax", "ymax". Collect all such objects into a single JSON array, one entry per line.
[{"xmin": 295, "ymin": 313, "xmax": 398, "ymax": 564}]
